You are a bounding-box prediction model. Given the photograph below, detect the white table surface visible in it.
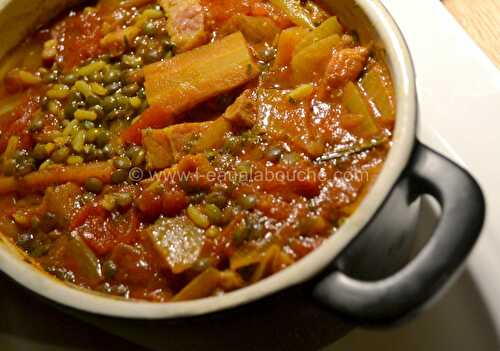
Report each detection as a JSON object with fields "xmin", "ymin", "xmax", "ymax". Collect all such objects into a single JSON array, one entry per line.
[
  {"xmin": 1, "ymin": 0, "xmax": 499, "ymax": 350},
  {"xmin": 335, "ymin": 0, "xmax": 500, "ymax": 349}
]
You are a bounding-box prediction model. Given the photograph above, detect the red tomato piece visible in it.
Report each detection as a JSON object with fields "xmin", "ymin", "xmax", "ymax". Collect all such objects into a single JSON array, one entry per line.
[
  {"xmin": 53, "ymin": 9, "xmax": 103, "ymax": 72},
  {"xmin": 136, "ymin": 189, "xmax": 164, "ymax": 219},
  {"xmin": 162, "ymin": 189, "xmax": 188, "ymax": 217},
  {"xmin": 0, "ymin": 92, "xmax": 41, "ymax": 153}
]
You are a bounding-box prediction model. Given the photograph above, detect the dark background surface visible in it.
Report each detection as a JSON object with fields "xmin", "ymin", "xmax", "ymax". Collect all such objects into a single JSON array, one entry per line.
[{"xmin": 0, "ymin": 273, "xmax": 147, "ymax": 351}]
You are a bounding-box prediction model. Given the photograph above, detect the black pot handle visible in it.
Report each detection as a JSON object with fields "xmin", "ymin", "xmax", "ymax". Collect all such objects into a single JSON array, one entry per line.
[{"xmin": 313, "ymin": 142, "xmax": 485, "ymax": 324}]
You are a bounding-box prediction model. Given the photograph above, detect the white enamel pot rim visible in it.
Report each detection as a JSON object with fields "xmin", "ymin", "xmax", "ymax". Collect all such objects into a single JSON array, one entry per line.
[{"xmin": 0, "ymin": 0, "xmax": 416, "ymax": 319}]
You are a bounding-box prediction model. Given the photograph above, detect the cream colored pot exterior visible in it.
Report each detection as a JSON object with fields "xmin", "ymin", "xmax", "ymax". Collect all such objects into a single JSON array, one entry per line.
[{"xmin": 0, "ymin": 0, "xmax": 416, "ymax": 319}]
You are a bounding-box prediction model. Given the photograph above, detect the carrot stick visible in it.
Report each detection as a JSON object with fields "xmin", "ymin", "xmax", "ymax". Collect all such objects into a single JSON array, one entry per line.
[
  {"xmin": 144, "ymin": 32, "xmax": 258, "ymax": 116},
  {"xmin": 0, "ymin": 161, "xmax": 114, "ymax": 194},
  {"xmin": 121, "ymin": 105, "xmax": 175, "ymax": 145}
]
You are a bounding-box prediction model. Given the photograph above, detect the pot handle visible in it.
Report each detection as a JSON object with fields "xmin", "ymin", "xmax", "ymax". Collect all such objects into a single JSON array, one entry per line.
[{"xmin": 313, "ymin": 142, "xmax": 485, "ymax": 324}]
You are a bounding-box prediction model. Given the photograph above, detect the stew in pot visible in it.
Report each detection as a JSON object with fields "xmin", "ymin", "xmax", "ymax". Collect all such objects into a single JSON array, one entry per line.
[{"xmin": 0, "ymin": 0, "xmax": 395, "ymax": 301}]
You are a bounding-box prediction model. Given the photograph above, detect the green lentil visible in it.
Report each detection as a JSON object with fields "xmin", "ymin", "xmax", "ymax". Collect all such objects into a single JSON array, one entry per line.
[
  {"xmin": 89, "ymin": 105, "xmax": 105, "ymax": 119},
  {"xmin": 105, "ymin": 81, "xmax": 122, "ymax": 94},
  {"xmin": 205, "ymin": 191, "xmax": 228, "ymax": 208},
  {"xmin": 187, "ymin": 205, "xmax": 210, "ymax": 229},
  {"xmin": 71, "ymin": 130, "xmax": 86, "ymax": 153},
  {"xmin": 102, "ymin": 143, "xmax": 115, "ymax": 158},
  {"xmin": 85, "ymin": 93, "xmax": 101, "ymax": 106},
  {"xmin": 121, "ymin": 83, "xmax": 139, "ymax": 96},
  {"xmin": 62, "ymin": 119, "xmax": 79, "ymax": 137},
  {"xmin": 74, "ymin": 80, "xmax": 93, "ymax": 97},
  {"xmin": 238, "ymin": 194, "xmax": 257, "ymax": 210},
  {"xmin": 203, "ymin": 204, "xmax": 223, "ymax": 225},
  {"xmin": 236, "ymin": 161, "xmax": 252, "ymax": 177},
  {"xmin": 95, "ymin": 129, "xmax": 111, "ymax": 147},
  {"xmin": 48, "ymin": 229, "xmax": 62, "ymax": 240},
  {"xmin": 30, "ymin": 243, "xmax": 50, "ymax": 258},
  {"xmin": 16, "ymin": 157, "xmax": 35, "ymax": 176},
  {"xmin": 101, "ymin": 194, "xmax": 117, "ymax": 211},
  {"xmin": 220, "ymin": 206, "xmax": 235, "ymax": 225},
  {"xmin": 122, "ymin": 55, "xmax": 142, "ymax": 68},
  {"xmin": 114, "ymin": 156, "xmax": 132, "ymax": 170},
  {"xmin": 39, "ymin": 159, "xmax": 53, "ymax": 170},
  {"xmin": 32, "ymin": 144, "xmax": 48, "ymax": 161},
  {"xmin": 107, "ymin": 109, "xmax": 127, "ymax": 120},
  {"xmin": 64, "ymin": 99, "xmax": 84, "ymax": 118},
  {"xmin": 95, "ymin": 148, "xmax": 105, "ymax": 160},
  {"xmin": 63, "ymin": 73, "xmax": 78, "ymax": 85},
  {"xmin": 81, "ymin": 120, "xmax": 95, "ymax": 130},
  {"xmin": 282, "ymin": 152, "xmax": 302, "ymax": 165},
  {"xmin": 299, "ymin": 216, "xmax": 328, "ymax": 235},
  {"xmin": 74, "ymin": 109, "xmax": 98, "ymax": 121},
  {"xmin": 103, "ymin": 69, "xmax": 121, "ymax": 84},
  {"xmin": 12, "ymin": 212, "xmax": 30, "ymax": 228},
  {"xmin": 77, "ymin": 60, "xmax": 106, "ymax": 77},
  {"xmin": 83, "ymin": 144, "xmax": 97, "ymax": 161},
  {"xmin": 51, "ymin": 146, "xmax": 71, "ymax": 163},
  {"xmin": 29, "ymin": 117, "xmax": 44, "ymax": 132},
  {"xmin": 66, "ymin": 155, "xmax": 84, "ymax": 165},
  {"xmin": 111, "ymin": 169, "xmax": 129, "ymax": 184},
  {"xmin": 224, "ymin": 136, "xmax": 242, "ymax": 155},
  {"xmin": 102, "ymin": 95, "xmax": 117, "ymax": 112},
  {"xmin": 115, "ymin": 192, "xmax": 133, "ymax": 208},
  {"xmin": 30, "ymin": 217, "xmax": 40, "ymax": 230},
  {"xmin": 40, "ymin": 212, "xmax": 58, "ymax": 232},
  {"xmin": 143, "ymin": 20, "xmax": 157, "ymax": 36},
  {"xmin": 143, "ymin": 48, "xmax": 164, "ymax": 64},
  {"xmin": 127, "ymin": 146, "xmax": 146, "ymax": 166},
  {"xmin": 233, "ymin": 220, "xmax": 251, "ymax": 245},
  {"xmin": 265, "ymin": 146, "xmax": 283, "ymax": 162},
  {"xmin": 129, "ymin": 96, "xmax": 142, "ymax": 109},
  {"xmin": 47, "ymin": 100, "xmax": 62, "ymax": 115},
  {"xmin": 44, "ymin": 71, "xmax": 59, "ymax": 83},
  {"xmin": 205, "ymin": 225, "xmax": 221, "ymax": 239},
  {"xmin": 46, "ymin": 84, "xmax": 70, "ymax": 99},
  {"xmin": 86, "ymin": 128, "xmax": 100, "ymax": 143},
  {"xmin": 114, "ymin": 94, "xmax": 130, "ymax": 109},
  {"xmin": 102, "ymin": 260, "xmax": 118, "ymax": 279},
  {"xmin": 85, "ymin": 177, "xmax": 103, "ymax": 193},
  {"xmin": 3, "ymin": 159, "xmax": 16, "ymax": 176}
]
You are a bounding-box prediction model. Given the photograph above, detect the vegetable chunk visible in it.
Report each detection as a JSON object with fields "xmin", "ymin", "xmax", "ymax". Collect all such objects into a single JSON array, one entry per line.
[
  {"xmin": 0, "ymin": 162, "xmax": 114, "ymax": 194},
  {"xmin": 144, "ymin": 32, "xmax": 259, "ymax": 115},
  {"xmin": 221, "ymin": 14, "xmax": 280, "ymax": 45},
  {"xmin": 360, "ymin": 63, "xmax": 396, "ymax": 127},
  {"xmin": 323, "ymin": 47, "xmax": 369, "ymax": 90},
  {"xmin": 172, "ymin": 268, "xmax": 220, "ymax": 301},
  {"xmin": 66, "ymin": 233, "xmax": 103, "ymax": 281},
  {"xmin": 294, "ymin": 16, "xmax": 343, "ymax": 54},
  {"xmin": 341, "ymin": 82, "xmax": 379, "ymax": 138},
  {"xmin": 291, "ymin": 34, "xmax": 341, "ymax": 84},
  {"xmin": 270, "ymin": 0, "xmax": 325, "ymax": 29},
  {"xmin": 274, "ymin": 27, "xmax": 309, "ymax": 67},
  {"xmin": 148, "ymin": 216, "xmax": 205, "ymax": 274},
  {"xmin": 160, "ymin": 0, "xmax": 209, "ymax": 53},
  {"xmin": 143, "ymin": 117, "xmax": 231, "ymax": 169},
  {"xmin": 121, "ymin": 105, "xmax": 175, "ymax": 145}
]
